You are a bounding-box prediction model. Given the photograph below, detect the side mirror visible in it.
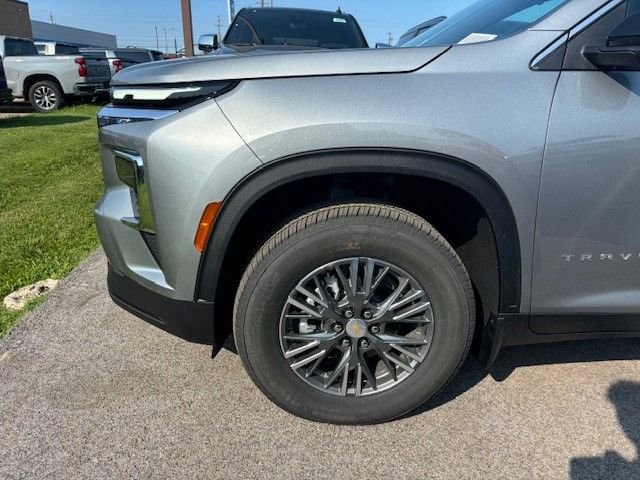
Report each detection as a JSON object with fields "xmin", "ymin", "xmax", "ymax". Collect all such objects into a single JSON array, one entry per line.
[
  {"xmin": 375, "ymin": 42, "xmax": 392, "ymax": 49},
  {"xmin": 583, "ymin": 12, "xmax": 640, "ymax": 70},
  {"xmin": 198, "ymin": 34, "xmax": 220, "ymax": 53}
]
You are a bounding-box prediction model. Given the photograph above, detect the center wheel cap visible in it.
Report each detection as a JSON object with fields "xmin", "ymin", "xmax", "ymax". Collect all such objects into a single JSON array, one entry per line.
[{"xmin": 345, "ymin": 318, "xmax": 367, "ymax": 339}]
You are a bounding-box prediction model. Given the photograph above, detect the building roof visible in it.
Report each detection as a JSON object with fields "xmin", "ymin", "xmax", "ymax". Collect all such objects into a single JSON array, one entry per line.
[{"xmin": 31, "ymin": 20, "xmax": 116, "ymax": 48}]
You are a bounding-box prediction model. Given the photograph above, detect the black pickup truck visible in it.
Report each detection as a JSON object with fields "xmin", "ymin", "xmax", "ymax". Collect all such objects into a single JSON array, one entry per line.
[{"xmin": 198, "ymin": 7, "xmax": 368, "ymax": 54}]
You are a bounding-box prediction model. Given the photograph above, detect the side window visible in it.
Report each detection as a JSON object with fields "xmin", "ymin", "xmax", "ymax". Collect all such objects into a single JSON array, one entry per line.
[
  {"xmin": 629, "ymin": 0, "xmax": 640, "ymax": 14},
  {"xmin": 226, "ymin": 18, "xmax": 257, "ymax": 45},
  {"xmin": 4, "ymin": 39, "xmax": 38, "ymax": 56},
  {"xmin": 562, "ymin": 2, "xmax": 627, "ymax": 70}
]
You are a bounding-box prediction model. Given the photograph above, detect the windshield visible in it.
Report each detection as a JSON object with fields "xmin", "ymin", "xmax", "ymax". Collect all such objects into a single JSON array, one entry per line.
[
  {"xmin": 225, "ymin": 9, "xmax": 368, "ymax": 49},
  {"xmin": 115, "ymin": 50, "xmax": 152, "ymax": 63},
  {"xmin": 403, "ymin": 0, "xmax": 569, "ymax": 48},
  {"xmin": 55, "ymin": 44, "xmax": 80, "ymax": 55},
  {"xmin": 81, "ymin": 50, "xmax": 108, "ymax": 58}
]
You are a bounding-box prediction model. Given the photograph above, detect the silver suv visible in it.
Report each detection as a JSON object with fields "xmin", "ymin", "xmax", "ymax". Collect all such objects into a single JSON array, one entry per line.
[{"xmin": 95, "ymin": 0, "xmax": 640, "ymax": 424}]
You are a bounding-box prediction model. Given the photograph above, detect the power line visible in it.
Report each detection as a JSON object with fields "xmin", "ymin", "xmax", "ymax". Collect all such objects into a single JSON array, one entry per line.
[
  {"xmin": 163, "ymin": 27, "xmax": 173, "ymax": 53},
  {"xmin": 216, "ymin": 15, "xmax": 223, "ymax": 39}
]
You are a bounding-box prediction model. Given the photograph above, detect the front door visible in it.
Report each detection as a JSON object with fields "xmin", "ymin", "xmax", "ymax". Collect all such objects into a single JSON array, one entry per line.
[{"xmin": 532, "ymin": 1, "xmax": 640, "ymax": 323}]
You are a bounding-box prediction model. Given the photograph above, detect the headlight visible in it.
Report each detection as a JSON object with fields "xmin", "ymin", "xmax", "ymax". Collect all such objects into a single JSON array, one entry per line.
[
  {"xmin": 97, "ymin": 107, "xmax": 179, "ymax": 128},
  {"xmin": 110, "ymin": 81, "xmax": 238, "ymax": 109},
  {"xmin": 98, "ymin": 81, "xmax": 238, "ymax": 129}
]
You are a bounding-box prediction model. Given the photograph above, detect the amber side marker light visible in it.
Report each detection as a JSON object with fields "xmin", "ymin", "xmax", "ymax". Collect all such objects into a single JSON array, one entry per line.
[{"xmin": 194, "ymin": 202, "xmax": 223, "ymax": 252}]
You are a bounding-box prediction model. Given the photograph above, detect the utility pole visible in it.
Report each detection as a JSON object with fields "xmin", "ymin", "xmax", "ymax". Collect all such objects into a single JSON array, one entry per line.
[
  {"xmin": 48, "ymin": 11, "xmax": 55, "ymax": 24},
  {"xmin": 387, "ymin": 32, "xmax": 394, "ymax": 46},
  {"xmin": 163, "ymin": 27, "xmax": 173, "ymax": 54},
  {"xmin": 227, "ymin": 0, "xmax": 236, "ymax": 24},
  {"xmin": 180, "ymin": 0, "xmax": 195, "ymax": 57},
  {"xmin": 174, "ymin": 38, "xmax": 178, "ymax": 55},
  {"xmin": 154, "ymin": 27, "xmax": 159, "ymax": 50},
  {"xmin": 216, "ymin": 15, "xmax": 222, "ymax": 39}
]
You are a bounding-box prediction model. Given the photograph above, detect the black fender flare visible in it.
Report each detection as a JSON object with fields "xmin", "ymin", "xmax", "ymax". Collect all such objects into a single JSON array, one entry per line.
[{"xmin": 195, "ymin": 148, "xmax": 522, "ymax": 314}]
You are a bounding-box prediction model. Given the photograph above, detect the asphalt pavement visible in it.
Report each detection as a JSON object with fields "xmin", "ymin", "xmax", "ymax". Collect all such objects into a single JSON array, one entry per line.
[
  {"xmin": 0, "ymin": 101, "xmax": 34, "ymax": 118},
  {"xmin": 1, "ymin": 250, "xmax": 639, "ymax": 479}
]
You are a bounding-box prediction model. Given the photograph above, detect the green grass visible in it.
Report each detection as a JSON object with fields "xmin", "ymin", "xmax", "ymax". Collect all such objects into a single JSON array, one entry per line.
[{"xmin": 0, "ymin": 104, "xmax": 103, "ymax": 337}]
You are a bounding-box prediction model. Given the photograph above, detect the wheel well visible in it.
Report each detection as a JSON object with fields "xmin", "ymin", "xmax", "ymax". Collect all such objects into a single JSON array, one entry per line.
[
  {"xmin": 23, "ymin": 74, "xmax": 62, "ymax": 98},
  {"xmin": 211, "ymin": 172, "xmax": 501, "ymax": 348}
]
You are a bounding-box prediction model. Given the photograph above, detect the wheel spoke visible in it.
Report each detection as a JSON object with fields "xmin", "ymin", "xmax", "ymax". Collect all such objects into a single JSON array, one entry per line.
[
  {"xmin": 376, "ymin": 333, "xmax": 428, "ymax": 346},
  {"xmin": 312, "ymin": 275, "xmax": 331, "ymax": 305},
  {"xmin": 287, "ymin": 297, "xmax": 322, "ymax": 318},
  {"xmin": 384, "ymin": 352, "xmax": 415, "ymax": 374},
  {"xmin": 339, "ymin": 363, "xmax": 350, "ymax": 396},
  {"xmin": 390, "ymin": 289, "xmax": 425, "ymax": 311},
  {"xmin": 393, "ymin": 301, "xmax": 432, "ymax": 321},
  {"xmin": 324, "ymin": 349, "xmax": 351, "ymax": 388},
  {"xmin": 305, "ymin": 350, "xmax": 331, "ymax": 378},
  {"xmin": 284, "ymin": 340, "xmax": 321, "ymax": 359},
  {"xmin": 369, "ymin": 267, "xmax": 388, "ymax": 293},
  {"xmin": 362, "ymin": 258, "xmax": 375, "ymax": 297},
  {"xmin": 283, "ymin": 331, "xmax": 338, "ymax": 342},
  {"xmin": 295, "ymin": 285, "xmax": 328, "ymax": 309},
  {"xmin": 336, "ymin": 265, "xmax": 351, "ymax": 299},
  {"xmin": 377, "ymin": 277, "xmax": 409, "ymax": 316},
  {"xmin": 371, "ymin": 342, "xmax": 397, "ymax": 381},
  {"xmin": 290, "ymin": 350, "xmax": 328, "ymax": 370},
  {"xmin": 358, "ymin": 350, "xmax": 377, "ymax": 390},
  {"xmin": 355, "ymin": 364, "xmax": 363, "ymax": 396},
  {"xmin": 349, "ymin": 258, "xmax": 358, "ymax": 296},
  {"xmin": 391, "ymin": 344, "xmax": 425, "ymax": 363}
]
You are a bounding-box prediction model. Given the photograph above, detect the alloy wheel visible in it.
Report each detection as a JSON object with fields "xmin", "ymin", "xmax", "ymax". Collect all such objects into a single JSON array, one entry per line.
[
  {"xmin": 279, "ymin": 257, "xmax": 435, "ymax": 397},
  {"xmin": 33, "ymin": 85, "xmax": 57, "ymax": 110}
]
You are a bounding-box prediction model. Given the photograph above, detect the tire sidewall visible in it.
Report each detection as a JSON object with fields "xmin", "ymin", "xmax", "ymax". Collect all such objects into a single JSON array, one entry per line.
[{"xmin": 235, "ymin": 213, "xmax": 473, "ymax": 424}]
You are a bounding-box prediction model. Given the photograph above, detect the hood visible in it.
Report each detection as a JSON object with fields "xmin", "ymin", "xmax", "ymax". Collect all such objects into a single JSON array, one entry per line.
[{"xmin": 111, "ymin": 46, "xmax": 450, "ymax": 86}]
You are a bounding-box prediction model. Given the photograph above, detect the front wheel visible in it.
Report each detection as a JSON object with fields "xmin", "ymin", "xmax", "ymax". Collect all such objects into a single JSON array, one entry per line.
[
  {"xmin": 234, "ymin": 204, "xmax": 475, "ymax": 424},
  {"xmin": 28, "ymin": 80, "xmax": 63, "ymax": 113}
]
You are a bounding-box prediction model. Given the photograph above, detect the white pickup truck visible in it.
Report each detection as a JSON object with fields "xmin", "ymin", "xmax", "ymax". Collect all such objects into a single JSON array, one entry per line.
[{"xmin": 0, "ymin": 36, "xmax": 111, "ymax": 112}]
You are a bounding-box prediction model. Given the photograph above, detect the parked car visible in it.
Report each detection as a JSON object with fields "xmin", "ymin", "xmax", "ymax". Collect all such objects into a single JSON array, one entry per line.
[
  {"xmin": 96, "ymin": 0, "xmax": 640, "ymax": 424},
  {"xmin": 79, "ymin": 49, "xmax": 123, "ymax": 77},
  {"xmin": 0, "ymin": 54, "xmax": 12, "ymax": 105},
  {"xmin": 0, "ymin": 36, "xmax": 110, "ymax": 112},
  {"xmin": 198, "ymin": 7, "xmax": 368, "ymax": 54},
  {"xmin": 34, "ymin": 41, "xmax": 80, "ymax": 56},
  {"xmin": 396, "ymin": 16, "xmax": 446, "ymax": 46},
  {"xmin": 80, "ymin": 48, "xmax": 163, "ymax": 73}
]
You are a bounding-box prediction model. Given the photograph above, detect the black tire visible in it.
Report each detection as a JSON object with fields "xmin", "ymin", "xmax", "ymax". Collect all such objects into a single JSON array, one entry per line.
[
  {"xmin": 28, "ymin": 80, "xmax": 63, "ymax": 113},
  {"xmin": 234, "ymin": 204, "xmax": 475, "ymax": 424}
]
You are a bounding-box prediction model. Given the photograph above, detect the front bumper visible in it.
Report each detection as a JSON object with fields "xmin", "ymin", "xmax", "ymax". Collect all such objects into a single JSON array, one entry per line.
[
  {"xmin": 74, "ymin": 82, "xmax": 110, "ymax": 96},
  {"xmin": 0, "ymin": 87, "xmax": 13, "ymax": 104},
  {"xmin": 108, "ymin": 264, "xmax": 215, "ymax": 344}
]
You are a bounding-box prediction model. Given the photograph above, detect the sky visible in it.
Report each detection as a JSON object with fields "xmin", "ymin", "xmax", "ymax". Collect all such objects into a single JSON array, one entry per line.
[{"xmin": 26, "ymin": 0, "xmax": 476, "ymax": 51}]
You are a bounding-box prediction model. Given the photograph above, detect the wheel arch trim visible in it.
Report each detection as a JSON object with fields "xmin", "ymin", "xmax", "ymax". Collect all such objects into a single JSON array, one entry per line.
[{"xmin": 195, "ymin": 148, "xmax": 522, "ymax": 314}]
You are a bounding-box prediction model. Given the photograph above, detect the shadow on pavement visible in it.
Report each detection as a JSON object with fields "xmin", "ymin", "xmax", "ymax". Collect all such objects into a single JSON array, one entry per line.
[
  {"xmin": 412, "ymin": 338, "xmax": 640, "ymax": 416},
  {"xmin": 223, "ymin": 332, "xmax": 640, "ymax": 427},
  {"xmin": 0, "ymin": 115, "xmax": 86, "ymax": 129},
  {"xmin": 570, "ymin": 381, "xmax": 640, "ymax": 479},
  {"xmin": 0, "ymin": 103, "xmax": 33, "ymax": 114}
]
